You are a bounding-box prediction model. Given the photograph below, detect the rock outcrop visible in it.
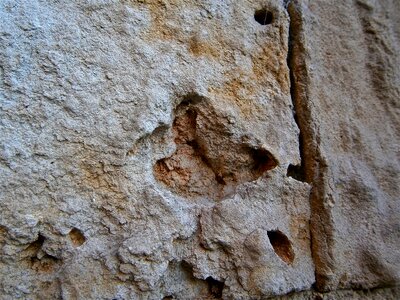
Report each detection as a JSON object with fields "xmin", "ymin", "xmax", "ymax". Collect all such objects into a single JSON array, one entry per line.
[{"xmin": 0, "ymin": 0, "xmax": 399, "ymax": 299}]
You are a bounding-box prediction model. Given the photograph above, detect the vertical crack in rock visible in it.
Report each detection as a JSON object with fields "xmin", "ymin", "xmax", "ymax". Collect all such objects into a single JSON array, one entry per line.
[
  {"xmin": 286, "ymin": 1, "xmax": 306, "ymax": 183},
  {"xmin": 286, "ymin": 1, "xmax": 335, "ymax": 290}
]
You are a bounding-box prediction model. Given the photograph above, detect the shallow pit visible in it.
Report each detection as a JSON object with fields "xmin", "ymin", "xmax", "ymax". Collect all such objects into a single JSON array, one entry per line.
[{"xmin": 69, "ymin": 228, "xmax": 86, "ymax": 247}]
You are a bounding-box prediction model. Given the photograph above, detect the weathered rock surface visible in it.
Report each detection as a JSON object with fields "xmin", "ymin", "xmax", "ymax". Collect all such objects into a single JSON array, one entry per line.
[
  {"xmin": 288, "ymin": 0, "xmax": 400, "ymax": 292},
  {"xmin": 0, "ymin": 0, "xmax": 398, "ymax": 299}
]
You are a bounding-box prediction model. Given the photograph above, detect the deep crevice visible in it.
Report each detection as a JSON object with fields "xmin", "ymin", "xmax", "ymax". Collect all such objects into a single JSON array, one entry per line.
[
  {"xmin": 286, "ymin": 2, "xmax": 308, "ymax": 184},
  {"xmin": 286, "ymin": 1, "xmax": 335, "ymax": 291}
]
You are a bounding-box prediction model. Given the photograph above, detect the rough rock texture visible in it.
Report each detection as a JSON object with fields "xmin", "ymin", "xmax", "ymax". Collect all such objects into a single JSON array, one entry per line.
[
  {"xmin": 288, "ymin": 0, "xmax": 400, "ymax": 292},
  {"xmin": 0, "ymin": 0, "xmax": 399, "ymax": 299}
]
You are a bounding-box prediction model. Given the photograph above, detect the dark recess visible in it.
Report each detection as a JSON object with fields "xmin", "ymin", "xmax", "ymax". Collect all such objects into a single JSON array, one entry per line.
[
  {"xmin": 206, "ymin": 276, "xmax": 225, "ymax": 298},
  {"xmin": 26, "ymin": 234, "xmax": 46, "ymax": 254},
  {"xmin": 287, "ymin": 163, "xmax": 305, "ymax": 181},
  {"xmin": 69, "ymin": 228, "xmax": 86, "ymax": 247},
  {"xmin": 267, "ymin": 230, "xmax": 295, "ymax": 264},
  {"xmin": 249, "ymin": 147, "xmax": 278, "ymax": 175},
  {"xmin": 254, "ymin": 9, "xmax": 273, "ymax": 25}
]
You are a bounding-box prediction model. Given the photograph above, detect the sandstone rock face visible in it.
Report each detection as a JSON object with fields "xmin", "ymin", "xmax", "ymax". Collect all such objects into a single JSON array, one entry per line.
[
  {"xmin": 0, "ymin": 0, "xmax": 398, "ymax": 299},
  {"xmin": 288, "ymin": 0, "xmax": 400, "ymax": 292}
]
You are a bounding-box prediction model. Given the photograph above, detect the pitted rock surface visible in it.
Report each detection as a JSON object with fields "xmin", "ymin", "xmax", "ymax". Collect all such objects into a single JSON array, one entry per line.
[{"xmin": 0, "ymin": 0, "xmax": 399, "ymax": 299}]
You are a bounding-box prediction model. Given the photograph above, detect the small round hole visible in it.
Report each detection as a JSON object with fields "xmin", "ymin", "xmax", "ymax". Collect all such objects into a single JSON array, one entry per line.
[
  {"xmin": 69, "ymin": 228, "xmax": 86, "ymax": 247},
  {"xmin": 254, "ymin": 9, "xmax": 273, "ymax": 25}
]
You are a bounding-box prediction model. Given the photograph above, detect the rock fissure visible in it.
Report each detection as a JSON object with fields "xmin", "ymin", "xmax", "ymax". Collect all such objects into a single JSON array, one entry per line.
[
  {"xmin": 286, "ymin": 1, "xmax": 335, "ymax": 291},
  {"xmin": 286, "ymin": 2, "xmax": 307, "ymax": 184}
]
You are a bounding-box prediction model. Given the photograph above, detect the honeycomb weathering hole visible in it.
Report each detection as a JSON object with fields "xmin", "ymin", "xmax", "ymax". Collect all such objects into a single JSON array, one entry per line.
[
  {"xmin": 69, "ymin": 228, "xmax": 86, "ymax": 247},
  {"xmin": 287, "ymin": 163, "xmax": 305, "ymax": 182},
  {"xmin": 267, "ymin": 230, "xmax": 295, "ymax": 264},
  {"xmin": 25, "ymin": 234, "xmax": 45, "ymax": 255},
  {"xmin": 254, "ymin": 9, "xmax": 274, "ymax": 25},
  {"xmin": 153, "ymin": 98, "xmax": 278, "ymax": 200},
  {"xmin": 23, "ymin": 234, "xmax": 60, "ymax": 273},
  {"xmin": 250, "ymin": 148, "xmax": 278, "ymax": 175},
  {"xmin": 206, "ymin": 276, "xmax": 224, "ymax": 298}
]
